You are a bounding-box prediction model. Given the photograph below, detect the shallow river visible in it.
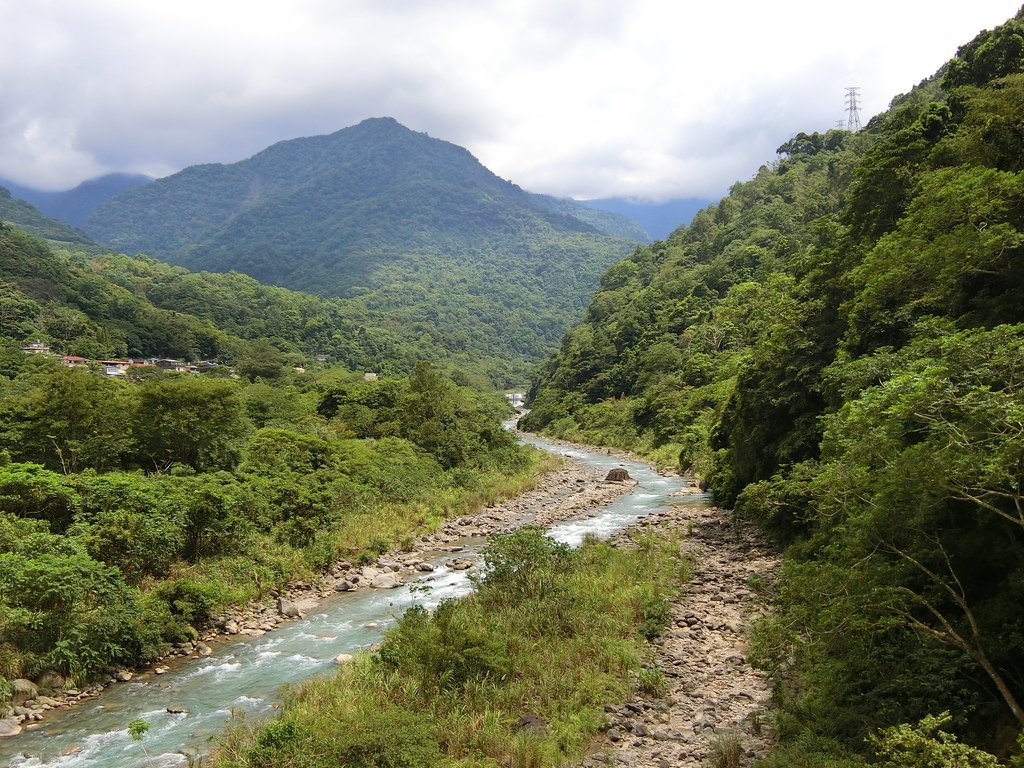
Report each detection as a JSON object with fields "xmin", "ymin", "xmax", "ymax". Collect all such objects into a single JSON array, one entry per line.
[{"xmin": 1, "ymin": 431, "xmax": 706, "ymax": 768}]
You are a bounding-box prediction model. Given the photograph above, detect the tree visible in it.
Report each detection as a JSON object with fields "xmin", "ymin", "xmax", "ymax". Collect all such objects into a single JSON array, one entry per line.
[
  {"xmin": 20, "ymin": 367, "xmax": 135, "ymax": 472},
  {"xmin": 134, "ymin": 377, "xmax": 249, "ymax": 472}
]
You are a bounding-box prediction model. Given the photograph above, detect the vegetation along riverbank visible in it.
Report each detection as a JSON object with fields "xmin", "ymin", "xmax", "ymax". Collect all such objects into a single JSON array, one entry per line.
[{"xmin": 0, "ymin": 358, "xmax": 550, "ymax": 737}]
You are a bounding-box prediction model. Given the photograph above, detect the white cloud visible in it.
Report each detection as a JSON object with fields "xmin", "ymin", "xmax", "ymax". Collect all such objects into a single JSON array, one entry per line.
[{"xmin": 0, "ymin": 0, "xmax": 1020, "ymax": 196}]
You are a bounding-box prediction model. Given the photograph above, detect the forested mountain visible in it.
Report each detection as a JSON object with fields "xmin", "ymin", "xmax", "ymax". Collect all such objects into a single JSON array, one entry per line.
[
  {"xmin": 525, "ymin": 8, "xmax": 1024, "ymax": 762},
  {"xmin": 2, "ymin": 193, "xmax": 628, "ymax": 384},
  {"xmin": 1, "ymin": 173, "xmax": 152, "ymax": 228},
  {"xmin": 82, "ymin": 119, "xmax": 639, "ymax": 379}
]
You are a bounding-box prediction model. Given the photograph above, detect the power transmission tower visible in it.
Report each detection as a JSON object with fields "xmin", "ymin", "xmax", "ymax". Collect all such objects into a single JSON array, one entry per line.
[{"xmin": 845, "ymin": 87, "xmax": 862, "ymax": 132}]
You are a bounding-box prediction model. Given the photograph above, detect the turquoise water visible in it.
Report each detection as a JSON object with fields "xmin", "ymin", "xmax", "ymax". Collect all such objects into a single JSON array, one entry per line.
[{"xmin": 1, "ymin": 432, "xmax": 705, "ymax": 767}]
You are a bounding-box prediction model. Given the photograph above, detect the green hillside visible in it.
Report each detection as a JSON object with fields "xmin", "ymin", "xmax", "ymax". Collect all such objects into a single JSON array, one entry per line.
[
  {"xmin": 83, "ymin": 119, "xmax": 639, "ymax": 381},
  {"xmin": 525, "ymin": 8, "xmax": 1024, "ymax": 762},
  {"xmin": 0, "ymin": 185, "xmax": 94, "ymax": 246},
  {"xmin": 0, "ymin": 221, "xmax": 479, "ymax": 380}
]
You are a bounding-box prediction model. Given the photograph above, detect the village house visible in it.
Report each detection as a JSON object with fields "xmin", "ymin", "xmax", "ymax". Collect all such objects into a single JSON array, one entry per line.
[{"xmin": 20, "ymin": 340, "xmax": 50, "ymax": 355}]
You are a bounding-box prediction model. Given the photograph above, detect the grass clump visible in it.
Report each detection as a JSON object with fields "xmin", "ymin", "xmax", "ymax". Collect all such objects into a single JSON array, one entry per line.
[{"xmin": 211, "ymin": 526, "xmax": 686, "ymax": 768}]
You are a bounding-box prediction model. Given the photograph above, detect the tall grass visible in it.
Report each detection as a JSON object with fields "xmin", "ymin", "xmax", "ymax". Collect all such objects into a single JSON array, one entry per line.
[{"xmin": 211, "ymin": 527, "xmax": 687, "ymax": 768}]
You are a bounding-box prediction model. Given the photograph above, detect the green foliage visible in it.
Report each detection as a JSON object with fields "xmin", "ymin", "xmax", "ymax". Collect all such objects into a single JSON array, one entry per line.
[
  {"xmin": 0, "ymin": 463, "xmax": 80, "ymax": 532},
  {"xmin": 134, "ymin": 377, "xmax": 249, "ymax": 471},
  {"xmin": 871, "ymin": 713, "xmax": 999, "ymax": 767},
  {"xmin": 0, "ymin": 189, "xmax": 94, "ymax": 245},
  {"xmin": 127, "ymin": 717, "xmax": 150, "ymax": 741},
  {"xmin": 0, "ymin": 513, "xmax": 144, "ymax": 679},
  {"xmin": 0, "ymin": 355, "xmax": 541, "ymax": 688},
  {"xmin": 473, "ymin": 525, "xmax": 573, "ymax": 602},
  {"xmin": 524, "ymin": 8, "xmax": 1024, "ymax": 762}
]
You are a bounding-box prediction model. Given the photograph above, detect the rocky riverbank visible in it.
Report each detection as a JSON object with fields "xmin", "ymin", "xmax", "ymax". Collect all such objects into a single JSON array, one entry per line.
[
  {"xmin": 1, "ymin": 452, "xmax": 634, "ymax": 737},
  {"xmin": 584, "ymin": 502, "xmax": 780, "ymax": 767}
]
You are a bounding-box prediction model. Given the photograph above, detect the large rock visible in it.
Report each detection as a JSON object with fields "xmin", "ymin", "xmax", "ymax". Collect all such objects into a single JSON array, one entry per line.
[
  {"xmin": 277, "ymin": 597, "xmax": 302, "ymax": 618},
  {"xmin": 36, "ymin": 671, "xmax": 66, "ymax": 692},
  {"xmin": 10, "ymin": 679, "xmax": 37, "ymax": 706},
  {"xmin": 604, "ymin": 468, "xmax": 631, "ymax": 482},
  {"xmin": 369, "ymin": 573, "xmax": 401, "ymax": 589},
  {"xmin": 0, "ymin": 718, "xmax": 22, "ymax": 737}
]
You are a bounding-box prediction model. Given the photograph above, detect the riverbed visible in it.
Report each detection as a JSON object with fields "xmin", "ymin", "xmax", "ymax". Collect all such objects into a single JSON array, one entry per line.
[{"xmin": 1, "ymin": 432, "xmax": 706, "ymax": 768}]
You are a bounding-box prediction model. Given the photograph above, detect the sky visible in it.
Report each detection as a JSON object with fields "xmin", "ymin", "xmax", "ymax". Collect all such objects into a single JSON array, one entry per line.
[{"xmin": 1, "ymin": 1, "xmax": 1021, "ymax": 200}]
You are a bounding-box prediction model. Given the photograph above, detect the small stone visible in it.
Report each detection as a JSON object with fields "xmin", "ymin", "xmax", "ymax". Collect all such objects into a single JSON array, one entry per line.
[
  {"xmin": 335, "ymin": 653, "xmax": 354, "ymax": 664},
  {"xmin": 166, "ymin": 706, "xmax": 189, "ymax": 714},
  {"xmin": 114, "ymin": 670, "xmax": 133, "ymax": 682}
]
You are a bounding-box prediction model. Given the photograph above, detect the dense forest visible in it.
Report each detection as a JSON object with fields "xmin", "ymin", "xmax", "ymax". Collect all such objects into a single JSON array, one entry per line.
[
  {"xmin": 0, "ymin": 219, "xmax": 585, "ymax": 386},
  {"xmin": 525, "ymin": 9, "xmax": 1024, "ymax": 763}
]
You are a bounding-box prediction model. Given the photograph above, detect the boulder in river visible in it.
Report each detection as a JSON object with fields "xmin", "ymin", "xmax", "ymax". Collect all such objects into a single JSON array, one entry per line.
[
  {"xmin": 604, "ymin": 468, "xmax": 631, "ymax": 482},
  {"xmin": 369, "ymin": 573, "xmax": 401, "ymax": 589},
  {"xmin": 277, "ymin": 596, "xmax": 302, "ymax": 618},
  {"xmin": 0, "ymin": 717, "xmax": 22, "ymax": 738}
]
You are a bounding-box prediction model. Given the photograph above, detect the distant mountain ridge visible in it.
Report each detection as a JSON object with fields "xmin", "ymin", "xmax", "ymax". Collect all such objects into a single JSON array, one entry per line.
[
  {"xmin": 578, "ymin": 197, "xmax": 711, "ymax": 240},
  {"xmin": 71, "ymin": 118, "xmax": 645, "ymax": 381}
]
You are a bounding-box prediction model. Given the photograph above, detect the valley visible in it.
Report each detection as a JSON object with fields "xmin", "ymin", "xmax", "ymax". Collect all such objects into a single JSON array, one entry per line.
[{"xmin": 1, "ymin": 5, "xmax": 1023, "ymax": 766}]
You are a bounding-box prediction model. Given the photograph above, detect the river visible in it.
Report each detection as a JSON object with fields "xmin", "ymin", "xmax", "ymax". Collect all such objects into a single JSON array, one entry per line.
[{"xmin": 1, "ymin": 431, "xmax": 706, "ymax": 768}]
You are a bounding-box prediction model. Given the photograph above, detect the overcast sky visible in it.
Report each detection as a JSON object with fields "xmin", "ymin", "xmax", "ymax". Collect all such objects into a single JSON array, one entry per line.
[{"xmin": 1, "ymin": 1, "xmax": 1021, "ymax": 200}]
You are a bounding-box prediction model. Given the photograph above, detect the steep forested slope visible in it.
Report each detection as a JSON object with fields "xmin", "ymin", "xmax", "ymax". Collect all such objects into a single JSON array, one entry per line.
[
  {"xmin": 0, "ymin": 223, "xmax": 482, "ymax": 379},
  {"xmin": 525, "ymin": 8, "xmax": 1024, "ymax": 762}
]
